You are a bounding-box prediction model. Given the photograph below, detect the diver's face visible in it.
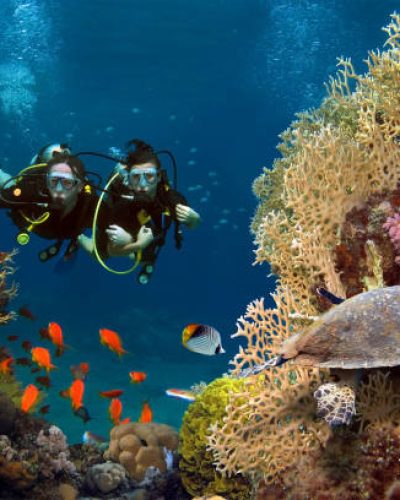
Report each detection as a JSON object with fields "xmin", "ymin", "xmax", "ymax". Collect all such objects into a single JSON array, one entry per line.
[
  {"xmin": 47, "ymin": 163, "xmax": 81, "ymax": 208},
  {"xmin": 129, "ymin": 162, "xmax": 159, "ymax": 200}
]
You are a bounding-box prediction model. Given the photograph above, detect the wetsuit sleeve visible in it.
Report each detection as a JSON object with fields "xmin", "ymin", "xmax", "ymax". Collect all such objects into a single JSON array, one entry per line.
[
  {"xmin": 162, "ymin": 188, "xmax": 189, "ymax": 220},
  {"xmin": 166, "ymin": 189, "xmax": 188, "ymax": 206}
]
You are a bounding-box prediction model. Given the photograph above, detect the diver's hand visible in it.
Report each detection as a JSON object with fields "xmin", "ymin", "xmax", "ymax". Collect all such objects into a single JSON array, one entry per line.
[
  {"xmin": 136, "ymin": 226, "xmax": 154, "ymax": 249},
  {"xmin": 106, "ymin": 225, "xmax": 133, "ymax": 246},
  {"xmin": 175, "ymin": 204, "xmax": 201, "ymax": 228}
]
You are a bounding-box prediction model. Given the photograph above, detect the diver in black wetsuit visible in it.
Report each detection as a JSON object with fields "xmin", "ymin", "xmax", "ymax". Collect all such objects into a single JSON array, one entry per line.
[
  {"xmin": 79, "ymin": 139, "xmax": 201, "ymax": 284},
  {"xmin": 0, "ymin": 152, "xmax": 100, "ymax": 262}
]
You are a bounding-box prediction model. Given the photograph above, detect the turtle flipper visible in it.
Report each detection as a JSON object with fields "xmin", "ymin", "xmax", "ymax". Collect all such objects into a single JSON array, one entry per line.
[{"xmin": 314, "ymin": 382, "xmax": 356, "ymax": 426}]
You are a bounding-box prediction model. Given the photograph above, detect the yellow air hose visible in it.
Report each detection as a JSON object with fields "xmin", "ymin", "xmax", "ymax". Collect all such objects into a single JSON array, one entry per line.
[{"xmin": 91, "ymin": 172, "xmax": 141, "ymax": 274}]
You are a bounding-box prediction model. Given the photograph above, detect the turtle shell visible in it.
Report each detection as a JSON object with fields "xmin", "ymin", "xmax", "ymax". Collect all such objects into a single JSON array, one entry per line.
[{"xmin": 290, "ymin": 286, "xmax": 400, "ymax": 369}]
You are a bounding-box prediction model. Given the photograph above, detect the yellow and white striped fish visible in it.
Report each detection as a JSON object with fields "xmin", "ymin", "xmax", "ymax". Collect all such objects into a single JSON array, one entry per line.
[{"xmin": 182, "ymin": 324, "xmax": 225, "ymax": 356}]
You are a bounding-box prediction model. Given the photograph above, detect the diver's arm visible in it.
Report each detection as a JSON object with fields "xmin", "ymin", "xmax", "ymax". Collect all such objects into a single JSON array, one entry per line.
[
  {"xmin": 107, "ymin": 225, "xmax": 154, "ymax": 257},
  {"xmin": 175, "ymin": 204, "xmax": 201, "ymax": 229}
]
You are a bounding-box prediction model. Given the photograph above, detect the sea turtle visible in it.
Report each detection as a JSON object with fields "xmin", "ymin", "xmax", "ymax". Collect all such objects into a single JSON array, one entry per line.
[{"xmin": 240, "ymin": 286, "xmax": 400, "ymax": 427}]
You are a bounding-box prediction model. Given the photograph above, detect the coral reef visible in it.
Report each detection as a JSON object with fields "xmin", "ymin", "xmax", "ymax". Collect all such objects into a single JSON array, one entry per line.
[
  {"xmin": 0, "ymin": 415, "xmax": 79, "ymax": 497},
  {"xmin": 85, "ymin": 461, "xmax": 127, "ymax": 493},
  {"xmin": 105, "ymin": 421, "xmax": 179, "ymax": 481},
  {"xmin": 179, "ymin": 377, "xmax": 252, "ymax": 499},
  {"xmin": 0, "ymin": 249, "xmax": 18, "ymax": 325},
  {"xmin": 279, "ymin": 426, "xmax": 400, "ymax": 498},
  {"xmin": 207, "ymin": 12, "xmax": 400, "ymax": 497},
  {"xmin": 208, "ymin": 292, "xmax": 330, "ymax": 483},
  {"xmin": 0, "ymin": 391, "xmax": 17, "ymax": 434},
  {"xmin": 0, "ymin": 435, "xmax": 37, "ymax": 490},
  {"xmin": 252, "ymin": 13, "xmax": 400, "ymax": 308},
  {"xmin": 36, "ymin": 425, "xmax": 76, "ymax": 478}
]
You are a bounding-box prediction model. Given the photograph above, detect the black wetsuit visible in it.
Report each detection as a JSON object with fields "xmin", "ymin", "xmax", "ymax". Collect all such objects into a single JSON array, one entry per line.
[
  {"xmin": 97, "ymin": 182, "xmax": 187, "ymax": 263},
  {"xmin": 0, "ymin": 173, "xmax": 99, "ymax": 261}
]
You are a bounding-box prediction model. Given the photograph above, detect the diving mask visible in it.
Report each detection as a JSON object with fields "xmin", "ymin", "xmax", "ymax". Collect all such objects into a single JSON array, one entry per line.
[
  {"xmin": 129, "ymin": 167, "xmax": 158, "ymax": 188},
  {"xmin": 47, "ymin": 172, "xmax": 80, "ymax": 192}
]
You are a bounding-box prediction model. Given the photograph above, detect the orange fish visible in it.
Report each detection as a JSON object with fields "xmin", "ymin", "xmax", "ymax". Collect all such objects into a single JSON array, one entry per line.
[
  {"xmin": 129, "ymin": 371, "xmax": 146, "ymax": 384},
  {"xmin": 120, "ymin": 417, "xmax": 131, "ymax": 425},
  {"xmin": 69, "ymin": 379, "xmax": 85, "ymax": 410},
  {"xmin": 31, "ymin": 347, "xmax": 56, "ymax": 372},
  {"xmin": 99, "ymin": 328, "xmax": 127, "ymax": 357},
  {"xmin": 21, "ymin": 384, "xmax": 40, "ymax": 413},
  {"xmin": 0, "ymin": 357, "xmax": 13, "ymax": 374},
  {"xmin": 100, "ymin": 389, "xmax": 124, "ymax": 399},
  {"xmin": 109, "ymin": 398, "xmax": 123, "ymax": 425},
  {"xmin": 48, "ymin": 322, "xmax": 65, "ymax": 356},
  {"xmin": 70, "ymin": 362, "xmax": 90, "ymax": 380},
  {"xmin": 139, "ymin": 401, "xmax": 153, "ymax": 423},
  {"xmin": 60, "ymin": 379, "xmax": 85, "ymax": 410}
]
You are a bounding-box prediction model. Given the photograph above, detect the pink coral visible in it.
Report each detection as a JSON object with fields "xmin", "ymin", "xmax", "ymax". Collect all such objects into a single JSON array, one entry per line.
[
  {"xmin": 36, "ymin": 425, "xmax": 76, "ymax": 478},
  {"xmin": 383, "ymin": 212, "xmax": 400, "ymax": 264}
]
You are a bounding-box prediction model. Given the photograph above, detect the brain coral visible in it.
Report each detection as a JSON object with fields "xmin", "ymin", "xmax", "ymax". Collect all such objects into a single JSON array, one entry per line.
[
  {"xmin": 106, "ymin": 422, "xmax": 178, "ymax": 481},
  {"xmin": 179, "ymin": 377, "xmax": 252, "ymax": 499}
]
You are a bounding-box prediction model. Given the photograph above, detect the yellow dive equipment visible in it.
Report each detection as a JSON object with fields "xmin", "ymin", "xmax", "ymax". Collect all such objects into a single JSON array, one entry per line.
[
  {"xmin": 10, "ymin": 163, "xmax": 50, "ymax": 245},
  {"xmin": 17, "ymin": 211, "xmax": 50, "ymax": 245},
  {"xmin": 91, "ymin": 172, "xmax": 142, "ymax": 274}
]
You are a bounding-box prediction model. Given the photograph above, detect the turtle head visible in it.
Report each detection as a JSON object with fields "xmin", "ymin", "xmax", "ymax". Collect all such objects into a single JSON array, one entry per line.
[{"xmin": 279, "ymin": 333, "xmax": 301, "ymax": 360}]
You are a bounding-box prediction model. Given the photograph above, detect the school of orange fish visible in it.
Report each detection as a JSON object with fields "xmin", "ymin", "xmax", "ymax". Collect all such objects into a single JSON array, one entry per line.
[{"xmin": 1, "ymin": 311, "xmax": 152, "ymax": 428}]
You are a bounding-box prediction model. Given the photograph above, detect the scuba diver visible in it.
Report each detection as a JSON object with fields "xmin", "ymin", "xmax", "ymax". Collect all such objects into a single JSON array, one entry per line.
[
  {"xmin": 0, "ymin": 149, "xmax": 100, "ymax": 263},
  {"xmin": 78, "ymin": 139, "xmax": 201, "ymax": 284}
]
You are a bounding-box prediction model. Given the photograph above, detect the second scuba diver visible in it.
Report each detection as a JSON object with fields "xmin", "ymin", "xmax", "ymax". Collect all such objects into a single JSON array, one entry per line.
[
  {"xmin": 78, "ymin": 139, "xmax": 201, "ymax": 284},
  {"xmin": 0, "ymin": 147, "xmax": 100, "ymax": 262}
]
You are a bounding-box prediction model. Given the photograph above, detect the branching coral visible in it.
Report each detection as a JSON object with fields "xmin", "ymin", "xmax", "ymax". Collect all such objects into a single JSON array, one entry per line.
[
  {"xmin": 252, "ymin": 13, "xmax": 400, "ymax": 307},
  {"xmin": 208, "ymin": 290, "xmax": 330, "ymax": 484},
  {"xmin": 208, "ymin": 12, "xmax": 400, "ymax": 495}
]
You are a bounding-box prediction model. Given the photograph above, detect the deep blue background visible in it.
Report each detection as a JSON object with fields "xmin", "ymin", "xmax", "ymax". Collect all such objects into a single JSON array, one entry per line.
[{"xmin": 0, "ymin": 0, "xmax": 398, "ymax": 442}]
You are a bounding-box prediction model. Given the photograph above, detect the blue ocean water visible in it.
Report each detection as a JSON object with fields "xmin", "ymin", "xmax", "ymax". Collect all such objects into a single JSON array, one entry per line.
[{"xmin": 0, "ymin": 0, "xmax": 398, "ymax": 443}]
